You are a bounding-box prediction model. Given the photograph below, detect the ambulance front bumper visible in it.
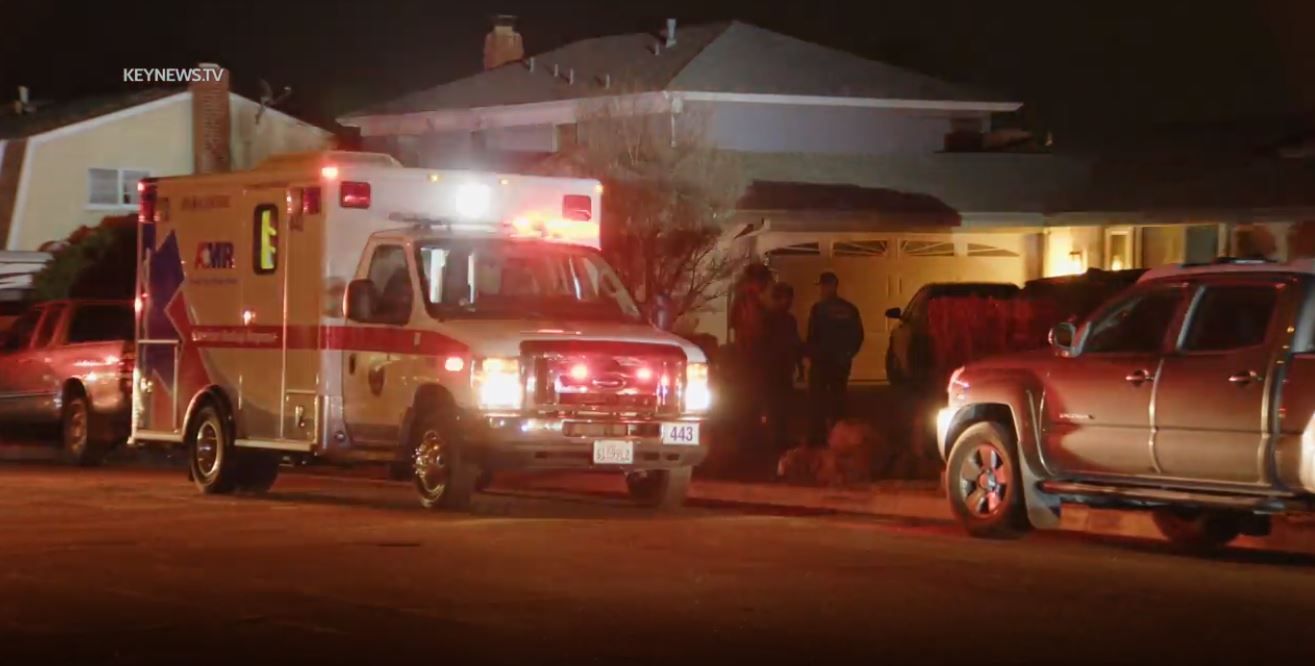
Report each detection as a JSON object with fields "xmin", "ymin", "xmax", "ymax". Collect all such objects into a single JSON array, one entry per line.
[{"xmin": 459, "ymin": 414, "xmax": 708, "ymax": 472}]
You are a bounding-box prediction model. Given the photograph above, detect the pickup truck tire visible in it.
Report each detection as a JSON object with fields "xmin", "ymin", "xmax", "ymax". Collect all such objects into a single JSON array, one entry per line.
[
  {"xmin": 626, "ymin": 467, "xmax": 691, "ymax": 510},
  {"xmin": 236, "ymin": 450, "xmax": 281, "ymax": 494},
  {"xmin": 412, "ymin": 409, "xmax": 477, "ymax": 511},
  {"xmin": 61, "ymin": 393, "xmax": 104, "ymax": 467},
  {"xmin": 187, "ymin": 403, "xmax": 240, "ymax": 495},
  {"xmin": 946, "ymin": 422, "xmax": 1030, "ymax": 539},
  {"xmin": 1151, "ymin": 508, "xmax": 1241, "ymax": 550}
]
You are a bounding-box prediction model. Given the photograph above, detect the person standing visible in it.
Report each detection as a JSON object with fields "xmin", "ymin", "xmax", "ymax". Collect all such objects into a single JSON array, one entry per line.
[
  {"xmin": 724, "ymin": 264, "xmax": 774, "ymax": 468},
  {"xmin": 805, "ymin": 272, "xmax": 864, "ymax": 447},
  {"xmin": 764, "ymin": 282, "xmax": 804, "ymax": 453}
]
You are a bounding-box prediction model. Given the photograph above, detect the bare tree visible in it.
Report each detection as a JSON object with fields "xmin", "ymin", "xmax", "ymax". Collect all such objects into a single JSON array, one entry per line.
[{"xmin": 531, "ymin": 92, "xmax": 750, "ymax": 326}]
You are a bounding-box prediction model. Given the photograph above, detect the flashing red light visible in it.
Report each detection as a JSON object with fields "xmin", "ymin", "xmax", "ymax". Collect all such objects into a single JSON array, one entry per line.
[
  {"xmin": 569, "ymin": 363, "xmax": 589, "ymax": 381},
  {"xmin": 562, "ymin": 194, "xmax": 592, "ymax": 221},
  {"xmin": 136, "ymin": 181, "xmax": 146, "ymax": 193},
  {"xmin": 443, "ymin": 356, "xmax": 465, "ymax": 372},
  {"xmin": 636, "ymin": 367, "xmax": 654, "ymax": 382},
  {"xmin": 340, "ymin": 181, "xmax": 371, "ymax": 209},
  {"xmin": 321, "ymin": 165, "xmax": 339, "ymax": 180}
]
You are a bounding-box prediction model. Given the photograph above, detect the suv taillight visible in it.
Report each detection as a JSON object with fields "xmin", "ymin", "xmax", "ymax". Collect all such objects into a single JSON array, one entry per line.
[{"xmin": 138, "ymin": 179, "xmax": 157, "ymax": 223}]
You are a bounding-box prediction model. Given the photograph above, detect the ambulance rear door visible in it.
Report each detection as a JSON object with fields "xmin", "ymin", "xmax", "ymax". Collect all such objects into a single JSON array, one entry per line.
[{"xmin": 238, "ymin": 188, "xmax": 289, "ymax": 443}]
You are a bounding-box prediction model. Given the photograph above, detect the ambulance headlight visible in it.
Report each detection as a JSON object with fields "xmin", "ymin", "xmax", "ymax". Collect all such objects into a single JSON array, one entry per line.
[
  {"xmin": 684, "ymin": 362, "xmax": 712, "ymax": 414},
  {"xmin": 475, "ymin": 357, "xmax": 523, "ymax": 410},
  {"xmin": 454, "ymin": 182, "xmax": 492, "ymax": 219}
]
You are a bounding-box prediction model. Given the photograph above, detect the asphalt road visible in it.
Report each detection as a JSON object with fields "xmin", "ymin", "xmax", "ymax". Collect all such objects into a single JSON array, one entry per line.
[{"xmin": 4, "ymin": 460, "xmax": 1315, "ymax": 665}]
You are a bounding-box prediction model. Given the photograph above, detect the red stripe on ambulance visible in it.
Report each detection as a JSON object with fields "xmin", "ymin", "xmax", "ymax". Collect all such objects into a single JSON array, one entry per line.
[{"xmin": 189, "ymin": 325, "xmax": 466, "ymax": 355}]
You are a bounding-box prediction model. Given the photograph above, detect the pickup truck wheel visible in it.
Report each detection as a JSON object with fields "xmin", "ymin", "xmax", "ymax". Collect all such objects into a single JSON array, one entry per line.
[
  {"xmin": 1151, "ymin": 508, "xmax": 1240, "ymax": 551},
  {"xmin": 946, "ymin": 422, "xmax": 1030, "ymax": 539},
  {"xmin": 61, "ymin": 394, "xmax": 104, "ymax": 467},
  {"xmin": 412, "ymin": 412, "xmax": 477, "ymax": 511},
  {"xmin": 626, "ymin": 467, "xmax": 691, "ymax": 510},
  {"xmin": 236, "ymin": 450, "xmax": 281, "ymax": 494},
  {"xmin": 187, "ymin": 403, "xmax": 240, "ymax": 495}
]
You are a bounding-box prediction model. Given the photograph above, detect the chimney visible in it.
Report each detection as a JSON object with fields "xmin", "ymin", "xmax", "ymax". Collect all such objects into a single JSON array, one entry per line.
[
  {"xmin": 13, "ymin": 86, "xmax": 31, "ymax": 115},
  {"xmin": 191, "ymin": 63, "xmax": 231, "ymax": 174},
  {"xmin": 484, "ymin": 15, "xmax": 525, "ymax": 70},
  {"xmin": 664, "ymin": 18, "xmax": 677, "ymax": 48}
]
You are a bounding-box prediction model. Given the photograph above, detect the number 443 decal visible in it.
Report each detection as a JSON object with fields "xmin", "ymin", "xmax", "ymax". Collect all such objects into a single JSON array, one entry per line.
[{"xmin": 661, "ymin": 423, "xmax": 700, "ymax": 446}]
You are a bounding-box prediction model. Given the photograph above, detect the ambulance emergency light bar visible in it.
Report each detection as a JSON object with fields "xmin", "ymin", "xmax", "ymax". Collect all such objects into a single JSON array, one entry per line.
[{"xmin": 321, "ymin": 163, "xmax": 602, "ymax": 249}]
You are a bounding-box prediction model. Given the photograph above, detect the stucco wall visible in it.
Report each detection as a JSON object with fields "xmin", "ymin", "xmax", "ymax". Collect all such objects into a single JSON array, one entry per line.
[
  {"xmin": 8, "ymin": 93, "xmax": 333, "ymax": 250},
  {"xmin": 685, "ymin": 101, "xmax": 971, "ymax": 155}
]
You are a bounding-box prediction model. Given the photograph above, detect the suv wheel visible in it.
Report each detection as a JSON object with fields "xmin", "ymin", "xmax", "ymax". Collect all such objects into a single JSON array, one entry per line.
[
  {"xmin": 62, "ymin": 393, "xmax": 104, "ymax": 466},
  {"xmin": 1151, "ymin": 508, "xmax": 1241, "ymax": 551},
  {"xmin": 412, "ymin": 410, "xmax": 477, "ymax": 511},
  {"xmin": 946, "ymin": 422, "xmax": 1030, "ymax": 539}
]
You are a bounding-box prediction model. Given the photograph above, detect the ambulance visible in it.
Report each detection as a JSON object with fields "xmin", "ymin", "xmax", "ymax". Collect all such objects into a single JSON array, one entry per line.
[{"xmin": 131, "ymin": 151, "xmax": 710, "ymax": 509}]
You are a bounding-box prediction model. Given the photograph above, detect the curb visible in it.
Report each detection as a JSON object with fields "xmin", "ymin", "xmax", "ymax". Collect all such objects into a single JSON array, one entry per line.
[{"xmin": 497, "ymin": 471, "xmax": 1315, "ymax": 554}]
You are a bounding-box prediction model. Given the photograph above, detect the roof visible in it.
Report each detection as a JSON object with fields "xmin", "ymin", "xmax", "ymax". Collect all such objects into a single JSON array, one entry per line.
[
  {"xmin": 735, "ymin": 152, "xmax": 1090, "ymax": 214},
  {"xmin": 345, "ymin": 21, "xmax": 1011, "ymax": 118},
  {"xmin": 0, "ymin": 88, "xmax": 183, "ymax": 140}
]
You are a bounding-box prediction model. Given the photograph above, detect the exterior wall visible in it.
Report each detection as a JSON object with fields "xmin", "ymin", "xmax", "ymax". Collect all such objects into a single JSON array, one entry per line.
[
  {"xmin": 7, "ymin": 93, "xmax": 334, "ymax": 250},
  {"xmin": 230, "ymin": 96, "xmax": 334, "ymax": 170},
  {"xmin": 0, "ymin": 139, "xmax": 26, "ymax": 246},
  {"xmin": 684, "ymin": 101, "xmax": 971, "ymax": 156},
  {"xmin": 8, "ymin": 95, "xmax": 193, "ymax": 250}
]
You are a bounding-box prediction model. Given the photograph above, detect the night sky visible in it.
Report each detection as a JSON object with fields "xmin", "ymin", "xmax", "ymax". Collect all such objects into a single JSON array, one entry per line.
[{"xmin": 4, "ymin": 0, "xmax": 1315, "ymax": 142}]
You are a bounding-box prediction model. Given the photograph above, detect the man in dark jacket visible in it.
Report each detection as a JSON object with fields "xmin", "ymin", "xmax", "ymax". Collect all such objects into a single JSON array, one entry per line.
[
  {"xmin": 805, "ymin": 272, "xmax": 864, "ymax": 447},
  {"xmin": 763, "ymin": 282, "xmax": 804, "ymax": 453}
]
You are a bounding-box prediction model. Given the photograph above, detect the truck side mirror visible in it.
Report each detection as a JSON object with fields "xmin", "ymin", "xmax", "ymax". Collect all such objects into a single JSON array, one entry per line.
[
  {"xmin": 1049, "ymin": 322, "xmax": 1077, "ymax": 355},
  {"xmin": 345, "ymin": 279, "xmax": 376, "ymax": 323},
  {"xmin": 885, "ymin": 307, "xmax": 902, "ymax": 320}
]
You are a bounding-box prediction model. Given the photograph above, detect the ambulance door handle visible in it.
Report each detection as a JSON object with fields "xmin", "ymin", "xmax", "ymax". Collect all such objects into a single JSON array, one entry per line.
[{"xmin": 348, "ymin": 353, "xmax": 357, "ymax": 375}]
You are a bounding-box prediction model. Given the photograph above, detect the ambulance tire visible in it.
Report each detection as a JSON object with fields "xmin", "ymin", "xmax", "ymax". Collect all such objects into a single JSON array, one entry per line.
[
  {"xmin": 626, "ymin": 466, "xmax": 692, "ymax": 510},
  {"xmin": 411, "ymin": 410, "xmax": 478, "ymax": 511},
  {"xmin": 237, "ymin": 450, "xmax": 282, "ymax": 494},
  {"xmin": 187, "ymin": 403, "xmax": 241, "ymax": 495}
]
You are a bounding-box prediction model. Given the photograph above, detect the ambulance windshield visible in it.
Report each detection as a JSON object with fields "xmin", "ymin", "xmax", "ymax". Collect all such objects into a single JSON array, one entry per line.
[{"xmin": 416, "ymin": 240, "xmax": 642, "ymax": 322}]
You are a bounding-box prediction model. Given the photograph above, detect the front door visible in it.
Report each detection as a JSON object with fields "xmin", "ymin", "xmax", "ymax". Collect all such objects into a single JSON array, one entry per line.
[
  {"xmin": 341, "ymin": 242, "xmax": 416, "ymax": 448},
  {"xmin": 1041, "ymin": 284, "xmax": 1188, "ymax": 479},
  {"xmin": 1152, "ymin": 279, "xmax": 1287, "ymax": 485},
  {"xmin": 239, "ymin": 195, "xmax": 287, "ymax": 441}
]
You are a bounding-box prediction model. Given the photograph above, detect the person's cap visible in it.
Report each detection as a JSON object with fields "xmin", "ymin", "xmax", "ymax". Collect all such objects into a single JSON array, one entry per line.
[{"xmin": 816, "ymin": 271, "xmax": 839, "ymax": 285}]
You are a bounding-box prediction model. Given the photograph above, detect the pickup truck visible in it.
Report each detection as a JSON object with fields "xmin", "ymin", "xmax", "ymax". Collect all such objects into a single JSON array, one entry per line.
[
  {"xmin": 0, "ymin": 299, "xmax": 134, "ymax": 464},
  {"xmin": 937, "ymin": 259, "xmax": 1315, "ymax": 549}
]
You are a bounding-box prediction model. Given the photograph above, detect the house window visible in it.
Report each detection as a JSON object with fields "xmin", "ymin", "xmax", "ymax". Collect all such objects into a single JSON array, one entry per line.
[
  {"xmin": 87, "ymin": 168, "xmax": 150, "ymax": 207},
  {"xmin": 834, "ymin": 240, "xmax": 889, "ymax": 257},
  {"xmin": 899, "ymin": 240, "xmax": 956, "ymax": 257}
]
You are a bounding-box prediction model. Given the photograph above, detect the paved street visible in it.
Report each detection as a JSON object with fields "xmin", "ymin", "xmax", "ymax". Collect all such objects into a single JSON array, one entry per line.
[{"xmin": 3, "ymin": 461, "xmax": 1315, "ymax": 664}]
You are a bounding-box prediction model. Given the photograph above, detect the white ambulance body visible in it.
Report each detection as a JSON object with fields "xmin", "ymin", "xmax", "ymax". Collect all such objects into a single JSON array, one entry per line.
[{"xmin": 132, "ymin": 151, "xmax": 709, "ymax": 509}]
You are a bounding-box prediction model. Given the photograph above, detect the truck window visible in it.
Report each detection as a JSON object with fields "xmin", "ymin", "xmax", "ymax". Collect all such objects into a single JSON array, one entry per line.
[
  {"xmin": 2, "ymin": 308, "xmax": 42, "ymax": 352},
  {"xmin": 68, "ymin": 304, "xmax": 135, "ymax": 344},
  {"xmin": 416, "ymin": 240, "xmax": 641, "ymax": 322},
  {"xmin": 1084, "ymin": 288, "xmax": 1183, "ymax": 354},
  {"xmin": 1181, "ymin": 284, "xmax": 1279, "ymax": 352},
  {"xmin": 33, "ymin": 304, "xmax": 66, "ymax": 348},
  {"xmin": 253, "ymin": 205, "xmax": 279, "ymax": 274},
  {"xmin": 366, "ymin": 245, "xmax": 413, "ymax": 324}
]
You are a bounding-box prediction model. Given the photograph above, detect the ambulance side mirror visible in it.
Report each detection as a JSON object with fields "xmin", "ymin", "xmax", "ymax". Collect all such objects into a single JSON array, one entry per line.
[{"xmin": 345, "ymin": 279, "xmax": 376, "ymax": 323}]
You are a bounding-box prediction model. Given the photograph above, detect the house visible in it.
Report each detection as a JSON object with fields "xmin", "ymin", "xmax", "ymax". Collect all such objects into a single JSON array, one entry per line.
[
  {"xmin": 0, "ymin": 63, "xmax": 335, "ymax": 256},
  {"xmin": 343, "ymin": 18, "xmax": 1315, "ymax": 382}
]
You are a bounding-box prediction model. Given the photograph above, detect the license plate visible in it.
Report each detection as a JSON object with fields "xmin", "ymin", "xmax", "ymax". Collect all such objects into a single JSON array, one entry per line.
[
  {"xmin": 661, "ymin": 422, "xmax": 700, "ymax": 446},
  {"xmin": 592, "ymin": 440, "xmax": 634, "ymax": 465}
]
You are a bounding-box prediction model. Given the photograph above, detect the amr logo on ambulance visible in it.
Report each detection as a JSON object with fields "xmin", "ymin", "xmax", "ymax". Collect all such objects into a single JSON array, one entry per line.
[{"xmin": 131, "ymin": 151, "xmax": 711, "ymax": 511}]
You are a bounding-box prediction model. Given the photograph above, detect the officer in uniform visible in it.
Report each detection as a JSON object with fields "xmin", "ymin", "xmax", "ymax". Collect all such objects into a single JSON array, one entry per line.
[{"xmin": 805, "ymin": 272, "xmax": 864, "ymax": 447}]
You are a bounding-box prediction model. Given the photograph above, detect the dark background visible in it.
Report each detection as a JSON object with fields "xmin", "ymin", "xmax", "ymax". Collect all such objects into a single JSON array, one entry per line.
[{"xmin": 4, "ymin": 0, "xmax": 1315, "ymax": 142}]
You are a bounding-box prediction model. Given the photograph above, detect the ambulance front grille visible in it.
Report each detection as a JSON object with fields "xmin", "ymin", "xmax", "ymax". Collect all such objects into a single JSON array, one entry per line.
[{"xmin": 521, "ymin": 341, "xmax": 687, "ymax": 418}]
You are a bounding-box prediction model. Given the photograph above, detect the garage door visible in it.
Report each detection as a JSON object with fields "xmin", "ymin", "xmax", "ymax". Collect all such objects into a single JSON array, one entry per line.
[{"xmin": 765, "ymin": 234, "xmax": 1030, "ymax": 382}]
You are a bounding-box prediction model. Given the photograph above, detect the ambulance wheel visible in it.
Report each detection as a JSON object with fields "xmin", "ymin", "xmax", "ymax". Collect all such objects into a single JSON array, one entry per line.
[
  {"xmin": 237, "ymin": 450, "xmax": 282, "ymax": 494},
  {"xmin": 412, "ymin": 411, "xmax": 477, "ymax": 511},
  {"xmin": 626, "ymin": 467, "xmax": 691, "ymax": 510},
  {"xmin": 187, "ymin": 403, "xmax": 240, "ymax": 495}
]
